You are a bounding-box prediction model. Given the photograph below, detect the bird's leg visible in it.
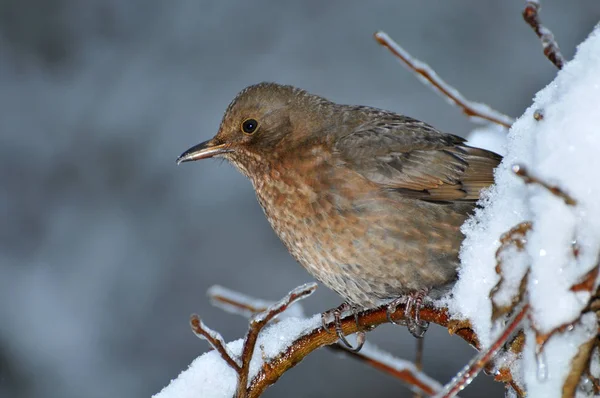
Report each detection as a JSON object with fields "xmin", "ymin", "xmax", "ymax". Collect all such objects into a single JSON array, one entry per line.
[
  {"xmin": 321, "ymin": 302, "xmax": 366, "ymax": 352},
  {"xmin": 405, "ymin": 290, "xmax": 429, "ymax": 338},
  {"xmin": 386, "ymin": 290, "xmax": 430, "ymax": 338}
]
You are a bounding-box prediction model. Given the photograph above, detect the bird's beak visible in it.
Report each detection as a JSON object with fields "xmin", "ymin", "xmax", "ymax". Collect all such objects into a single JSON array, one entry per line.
[{"xmin": 176, "ymin": 140, "xmax": 231, "ymax": 164}]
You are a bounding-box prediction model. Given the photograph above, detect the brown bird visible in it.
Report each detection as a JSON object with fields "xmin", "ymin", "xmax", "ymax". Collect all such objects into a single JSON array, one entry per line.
[{"xmin": 177, "ymin": 82, "xmax": 501, "ymax": 348}]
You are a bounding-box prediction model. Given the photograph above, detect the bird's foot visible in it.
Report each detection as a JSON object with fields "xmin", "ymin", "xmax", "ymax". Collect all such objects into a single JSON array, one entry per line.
[
  {"xmin": 386, "ymin": 290, "xmax": 430, "ymax": 338},
  {"xmin": 321, "ymin": 302, "xmax": 366, "ymax": 352}
]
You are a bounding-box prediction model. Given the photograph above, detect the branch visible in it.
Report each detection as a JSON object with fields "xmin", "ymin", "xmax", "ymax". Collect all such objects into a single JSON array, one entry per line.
[
  {"xmin": 512, "ymin": 164, "xmax": 577, "ymax": 206},
  {"xmin": 210, "ymin": 286, "xmax": 445, "ymax": 396},
  {"xmin": 208, "ymin": 285, "xmax": 530, "ymax": 397},
  {"xmin": 522, "ymin": 1, "xmax": 565, "ymax": 69},
  {"xmin": 190, "ymin": 316, "xmax": 242, "ymax": 371},
  {"xmin": 236, "ymin": 283, "xmax": 317, "ymax": 397},
  {"xmin": 329, "ymin": 343, "xmax": 443, "ymax": 396},
  {"xmin": 374, "ymin": 31, "xmax": 514, "ymax": 129},
  {"xmin": 434, "ymin": 303, "xmax": 530, "ymax": 398},
  {"xmin": 191, "ymin": 283, "xmax": 317, "ymax": 398},
  {"xmin": 247, "ymin": 305, "xmax": 475, "ymax": 397}
]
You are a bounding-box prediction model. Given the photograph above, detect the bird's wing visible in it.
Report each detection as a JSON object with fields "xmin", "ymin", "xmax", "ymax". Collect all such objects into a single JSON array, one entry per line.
[{"xmin": 333, "ymin": 114, "xmax": 502, "ymax": 202}]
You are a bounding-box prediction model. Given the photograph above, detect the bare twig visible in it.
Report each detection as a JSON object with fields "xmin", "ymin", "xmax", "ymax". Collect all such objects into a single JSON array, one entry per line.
[
  {"xmin": 414, "ymin": 338, "xmax": 425, "ymax": 398},
  {"xmin": 190, "ymin": 316, "xmax": 242, "ymax": 371},
  {"xmin": 523, "ymin": 1, "xmax": 565, "ymax": 69},
  {"xmin": 330, "ymin": 342, "xmax": 443, "ymax": 397},
  {"xmin": 513, "ymin": 164, "xmax": 577, "ymax": 206},
  {"xmin": 374, "ymin": 31, "xmax": 514, "ymax": 129},
  {"xmin": 434, "ymin": 303, "xmax": 530, "ymax": 398},
  {"xmin": 193, "ymin": 284, "xmax": 317, "ymax": 398},
  {"xmin": 237, "ymin": 283, "xmax": 317, "ymax": 397},
  {"xmin": 208, "ymin": 285, "xmax": 273, "ymax": 318},
  {"xmin": 571, "ymin": 266, "xmax": 599, "ymax": 294},
  {"xmin": 490, "ymin": 221, "xmax": 532, "ymax": 320}
]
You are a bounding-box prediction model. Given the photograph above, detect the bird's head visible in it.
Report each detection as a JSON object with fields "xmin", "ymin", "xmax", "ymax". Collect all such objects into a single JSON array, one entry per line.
[{"xmin": 177, "ymin": 82, "xmax": 334, "ymax": 177}]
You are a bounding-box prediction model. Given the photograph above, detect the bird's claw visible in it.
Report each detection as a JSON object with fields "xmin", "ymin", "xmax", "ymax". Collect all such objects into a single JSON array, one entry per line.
[
  {"xmin": 386, "ymin": 290, "xmax": 430, "ymax": 338},
  {"xmin": 386, "ymin": 298, "xmax": 407, "ymax": 326},
  {"xmin": 406, "ymin": 294, "xmax": 429, "ymax": 338},
  {"xmin": 321, "ymin": 302, "xmax": 366, "ymax": 352}
]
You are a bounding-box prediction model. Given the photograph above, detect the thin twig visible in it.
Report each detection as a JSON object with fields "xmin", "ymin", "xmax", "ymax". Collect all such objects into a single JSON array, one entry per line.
[
  {"xmin": 236, "ymin": 283, "xmax": 317, "ymax": 397},
  {"xmin": 190, "ymin": 315, "xmax": 242, "ymax": 371},
  {"xmin": 208, "ymin": 285, "xmax": 272, "ymax": 318},
  {"xmin": 490, "ymin": 221, "xmax": 532, "ymax": 321},
  {"xmin": 512, "ymin": 164, "xmax": 577, "ymax": 205},
  {"xmin": 374, "ymin": 31, "xmax": 514, "ymax": 129},
  {"xmin": 522, "ymin": 1, "xmax": 565, "ymax": 69},
  {"xmin": 414, "ymin": 338, "xmax": 425, "ymax": 398},
  {"xmin": 434, "ymin": 303, "xmax": 530, "ymax": 398},
  {"xmin": 330, "ymin": 342, "xmax": 443, "ymax": 397}
]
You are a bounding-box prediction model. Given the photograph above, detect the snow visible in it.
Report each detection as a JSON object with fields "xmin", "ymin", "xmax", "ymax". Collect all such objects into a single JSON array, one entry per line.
[
  {"xmin": 522, "ymin": 312, "xmax": 597, "ymax": 396},
  {"xmin": 153, "ymin": 339, "xmax": 243, "ymax": 398},
  {"xmin": 247, "ymin": 315, "xmax": 321, "ymax": 376},
  {"xmin": 466, "ymin": 124, "xmax": 508, "ymax": 157},
  {"xmin": 193, "ymin": 318, "xmax": 242, "ymax": 368},
  {"xmin": 450, "ymin": 26, "xmax": 600, "ymax": 396}
]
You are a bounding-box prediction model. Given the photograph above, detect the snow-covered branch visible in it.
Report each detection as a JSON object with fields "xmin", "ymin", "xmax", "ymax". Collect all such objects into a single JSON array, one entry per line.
[
  {"xmin": 156, "ymin": 281, "xmax": 535, "ymax": 398},
  {"xmin": 452, "ymin": 26, "xmax": 600, "ymax": 397},
  {"xmin": 374, "ymin": 31, "xmax": 514, "ymax": 129}
]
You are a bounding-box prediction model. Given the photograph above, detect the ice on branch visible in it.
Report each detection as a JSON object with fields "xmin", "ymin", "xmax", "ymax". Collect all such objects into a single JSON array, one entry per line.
[{"xmin": 450, "ymin": 26, "xmax": 600, "ymax": 396}]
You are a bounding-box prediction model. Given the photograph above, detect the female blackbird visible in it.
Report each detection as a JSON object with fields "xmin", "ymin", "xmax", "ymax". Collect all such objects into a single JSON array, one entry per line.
[{"xmin": 177, "ymin": 83, "xmax": 501, "ymax": 347}]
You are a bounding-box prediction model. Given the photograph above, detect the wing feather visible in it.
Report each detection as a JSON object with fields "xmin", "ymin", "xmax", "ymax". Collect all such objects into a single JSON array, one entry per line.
[{"xmin": 333, "ymin": 114, "xmax": 501, "ymax": 202}]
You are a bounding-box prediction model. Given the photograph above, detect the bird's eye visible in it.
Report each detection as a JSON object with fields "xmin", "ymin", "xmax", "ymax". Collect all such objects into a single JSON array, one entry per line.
[{"xmin": 241, "ymin": 118, "xmax": 259, "ymax": 135}]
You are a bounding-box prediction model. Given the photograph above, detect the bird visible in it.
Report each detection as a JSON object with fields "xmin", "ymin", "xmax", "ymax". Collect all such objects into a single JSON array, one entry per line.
[{"xmin": 177, "ymin": 82, "xmax": 501, "ymax": 349}]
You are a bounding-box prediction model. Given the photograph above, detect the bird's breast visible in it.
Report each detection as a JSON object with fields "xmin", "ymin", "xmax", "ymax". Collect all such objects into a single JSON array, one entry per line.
[
  {"xmin": 248, "ymin": 147, "xmax": 464, "ymax": 307},
  {"xmin": 251, "ymin": 148, "xmax": 365, "ymax": 275}
]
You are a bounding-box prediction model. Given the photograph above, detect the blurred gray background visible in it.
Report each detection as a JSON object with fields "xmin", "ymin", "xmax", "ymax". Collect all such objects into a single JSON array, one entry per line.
[{"xmin": 0, "ymin": 1, "xmax": 598, "ymax": 397}]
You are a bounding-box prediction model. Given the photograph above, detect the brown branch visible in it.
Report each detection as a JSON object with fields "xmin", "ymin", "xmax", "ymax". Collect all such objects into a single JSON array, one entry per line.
[
  {"xmin": 192, "ymin": 284, "xmax": 317, "ymax": 398},
  {"xmin": 414, "ymin": 338, "xmax": 425, "ymax": 398},
  {"xmin": 434, "ymin": 303, "xmax": 529, "ymax": 398},
  {"xmin": 374, "ymin": 31, "xmax": 514, "ymax": 129},
  {"xmin": 210, "ymin": 286, "xmax": 449, "ymax": 396},
  {"xmin": 208, "ymin": 285, "xmax": 529, "ymax": 397},
  {"xmin": 563, "ymin": 331, "xmax": 597, "ymax": 397},
  {"xmin": 236, "ymin": 283, "xmax": 317, "ymax": 397},
  {"xmin": 586, "ymin": 344, "xmax": 600, "ymax": 395},
  {"xmin": 523, "ymin": 1, "xmax": 565, "ymax": 69},
  {"xmin": 491, "ymin": 221, "xmax": 532, "ymax": 320},
  {"xmin": 246, "ymin": 304, "xmax": 476, "ymax": 398},
  {"xmin": 329, "ymin": 343, "xmax": 442, "ymax": 396},
  {"xmin": 513, "ymin": 164, "xmax": 577, "ymax": 205},
  {"xmin": 190, "ymin": 315, "xmax": 242, "ymax": 371}
]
